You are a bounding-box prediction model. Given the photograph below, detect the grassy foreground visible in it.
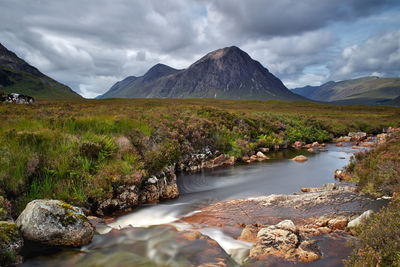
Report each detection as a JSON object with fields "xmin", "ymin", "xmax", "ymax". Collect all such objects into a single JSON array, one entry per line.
[
  {"xmin": 344, "ymin": 132, "xmax": 400, "ymax": 266},
  {"xmin": 0, "ymin": 98, "xmax": 399, "ymax": 215}
]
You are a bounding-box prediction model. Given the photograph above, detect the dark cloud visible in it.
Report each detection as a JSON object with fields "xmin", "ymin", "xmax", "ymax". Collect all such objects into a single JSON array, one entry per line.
[{"xmin": 0, "ymin": 0, "xmax": 399, "ymax": 97}]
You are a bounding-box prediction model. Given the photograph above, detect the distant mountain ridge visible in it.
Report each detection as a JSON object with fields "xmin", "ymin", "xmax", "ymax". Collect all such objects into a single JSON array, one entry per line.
[
  {"xmin": 0, "ymin": 43, "xmax": 81, "ymax": 99},
  {"xmin": 292, "ymin": 76, "xmax": 400, "ymax": 106},
  {"xmin": 99, "ymin": 46, "xmax": 305, "ymax": 101}
]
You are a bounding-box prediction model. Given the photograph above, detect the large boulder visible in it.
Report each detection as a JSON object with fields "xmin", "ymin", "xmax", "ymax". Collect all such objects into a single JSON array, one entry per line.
[
  {"xmin": 0, "ymin": 221, "xmax": 23, "ymax": 266},
  {"xmin": 16, "ymin": 200, "xmax": 94, "ymax": 247},
  {"xmin": 2, "ymin": 93, "xmax": 34, "ymax": 104}
]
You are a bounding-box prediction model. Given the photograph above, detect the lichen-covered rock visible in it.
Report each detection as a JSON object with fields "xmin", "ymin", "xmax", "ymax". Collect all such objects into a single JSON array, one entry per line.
[
  {"xmin": 249, "ymin": 220, "xmax": 321, "ymax": 262},
  {"xmin": 16, "ymin": 200, "xmax": 94, "ymax": 247},
  {"xmin": 0, "ymin": 221, "xmax": 23, "ymax": 266}
]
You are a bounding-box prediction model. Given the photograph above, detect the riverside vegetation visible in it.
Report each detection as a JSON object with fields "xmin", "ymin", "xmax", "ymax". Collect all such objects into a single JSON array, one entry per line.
[
  {"xmin": 0, "ymin": 98, "xmax": 399, "ymax": 217},
  {"xmin": 343, "ymin": 131, "xmax": 400, "ymax": 266}
]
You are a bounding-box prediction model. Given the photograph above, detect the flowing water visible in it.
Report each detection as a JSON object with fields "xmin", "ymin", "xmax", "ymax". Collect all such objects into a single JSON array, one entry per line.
[{"xmin": 22, "ymin": 144, "xmax": 366, "ymax": 266}]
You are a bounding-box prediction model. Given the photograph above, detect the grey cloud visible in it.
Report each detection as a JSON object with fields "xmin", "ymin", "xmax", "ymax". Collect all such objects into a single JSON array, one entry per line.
[
  {"xmin": 0, "ymin": 0, "xmax": 399, "ymax": 97},
  {"xmin": 206, "ymin": 0, "xmax": 399, "ymax": 38},
  {"xmin": 331, "ymin": 30, "xmax": 400, "ymax": 80}
]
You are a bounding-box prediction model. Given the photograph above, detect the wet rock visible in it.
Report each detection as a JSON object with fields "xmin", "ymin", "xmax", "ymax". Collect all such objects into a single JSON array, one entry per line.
[
  {"xmin": 292, "ymin": 155, "xmax": 308, "ymax": 162},
  {"xmin": 336, "ymin": 142, "xmax": 343, "ymax": 147},
  {"xmin": 307, "ymin": 148, "xmax": 314, "ymax": 153},
  {"xmin": 203, "ymin": 154, "xmax": 235, "ymax": 169},
  {"xmin": 292, "ymin": 141, "xmax": 303, "ymax": 149},
  {"xmin": 260, "ymin": 148, "xmax": 269, "ymax": 153},
  {"xmin": 97, "ymin": 185, "xmax": 139, "ymax": 215},
  {"xmin": 304, "ymin": 144, "xmax": 312, "ymax": 148},
  {"xmin": 347, "ymin": 210, "xmax": 373, "ymax": 228},
  {"xmin": 311, "ymin": 142, "xmax": 319, "ymax": 147},
  {"xmin": 352, "ymin": 146, "xmax": 360, "ymax": 149},
  {"xmin": 238, "ymin": 225, "xmax": 259, "ymax": 242},
  {"xmin": 249, "ymin": 220, "xmax": 320, "ymax": 262},
  {"xmin": 360, "ymin": 142, "xmax": 375, "ymax": 147},
  {"xmin": 348, "ymin": 132, "xmax": 367, "ymax": 141},
  {"xmin": 318, "ymin": 148, "xmax": 327, "ymax": 152},
  {"xmin": 16, "ymin": 200, "xmax": 94, "ymax": 247},
  {"xmin": 256, "ymin": 151, "xmax": 269, "ymax": 159},
  {"xmin": 140, "ymin": 166, "xmax": 179, "ymax": 204},
  {"xmin": 0, "ymin": 221, "xmax": 23, "ymax": 266},
  {"xmin": 327, "ymin": 216, "xmax": 349, "ymax": 230}
]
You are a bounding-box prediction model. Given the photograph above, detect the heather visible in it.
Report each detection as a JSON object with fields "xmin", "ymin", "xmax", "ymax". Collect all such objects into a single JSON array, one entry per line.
[
  {"xmin": 344, "ymin": 132, "xmax": 400, "ymax": 266},
  {"xmin": 0, "ymin": 98, "xmax": 399, "ymax": 214}
]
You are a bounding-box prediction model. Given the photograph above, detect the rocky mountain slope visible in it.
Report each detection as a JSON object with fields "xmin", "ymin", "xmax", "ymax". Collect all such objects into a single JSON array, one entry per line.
[
  {"xmin": 100, "ymin": 46, "xmax": 305, "ymax": 101},
  {"xmin": 292, "ymin": 77, "xmax": 400, "ymax": 105},
  {"xmin": 0, "ymin": 43, "xmax": 81, "ymax": 99}
]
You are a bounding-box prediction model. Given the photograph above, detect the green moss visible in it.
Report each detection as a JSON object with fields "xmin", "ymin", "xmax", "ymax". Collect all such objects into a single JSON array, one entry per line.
[
  {"xmin": 57, "ymin": 201, "xmax": 88, "ymax": 227},
  {"xmin": 0, "ymin": 222, "xmax": 20, "ymax": 244}
]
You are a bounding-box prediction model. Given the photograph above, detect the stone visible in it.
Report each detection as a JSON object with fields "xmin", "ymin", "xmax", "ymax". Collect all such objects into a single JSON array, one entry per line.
[
  {"xmin": 276, "ymin": 220, "xmax": 296, "ymax": 232},
  {"xmin": 250, "ymin": 155, "xmax": 258, "ymax": 161},
  {"xmin": 327, "ymin": 216, "xmax": 349, "ymax": 230},
  {"xmin": 292, "ymin": 141, "xmax": 303, "ymax": 149},
  {"xmin": 238, "ymin": 224, "xmax": 258, "ymax": 242},
  {"xmin": 360, "ymin": 142, "xmax": 375, "ymax": 147},
  {"xmin": 347, "ymin": 210, "xmax": 373, "ymax": 228},
  {"xmin": 304, "ymin": 144, "xmax": 312, "ymax": 148},
  {"xmin": 249, "ymin": 220, "xmax": 320, "ymax": 262},
  {"xmin": 0, "ymin": 221, "xmax": 24, "ymax": 266},
  {"xmin": 352, "ymin": 146, "xmax": 360, "ymax": 149},
  {"xmin": 307, "ymin": 148, "xmax": 314, "ymax": 153},
  {"xmin": 348, "ymin": 132, "xmax": 367, "ymax": 141},
  {"xmin": 256, "ymin": 151, "xmax": 269, "ymax": 159},
  {"xmin": 16, "ymin": 200, "xmax": 94, "ymax": 247},
  {"xmin": 336, "ymin": 142, "xmax": 343, "ymax": 147},
  {"xmin": 311, "ymin": 142, "xmax": 319, "ymax": 147},
  {"xmin": 2, "ymin": 93, "xmax": 34, "ymax": 104},
  {"xmin": 292, "ymin": 155, "xmax": 308, "ymax": 162},
  {"xmin": 260, "ymin": 148, "xmax": 269, "ymax": 153}
]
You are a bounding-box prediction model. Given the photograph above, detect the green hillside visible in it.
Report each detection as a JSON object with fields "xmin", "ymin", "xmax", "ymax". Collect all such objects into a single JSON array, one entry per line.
[
  {"xmin": 292, "ymin": 77, "xmax": 400, "ymax": 105},
  {"xmin": 0, "ymin": 66, "xmax": 81, "ymax": 99}
]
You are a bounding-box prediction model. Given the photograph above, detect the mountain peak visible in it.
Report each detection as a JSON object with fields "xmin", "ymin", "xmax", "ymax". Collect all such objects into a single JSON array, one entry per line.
[{"xmin": 142, "ymin": 63, "xmax": 180, "ymax": 83}]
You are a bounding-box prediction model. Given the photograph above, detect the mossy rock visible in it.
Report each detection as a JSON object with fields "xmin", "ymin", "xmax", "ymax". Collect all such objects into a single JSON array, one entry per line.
[
  {"xmin": 16, "ymin": 200, "xmax": 94, "ymax": 247},
  {"xmin": 0, "ymin": 221, "xmax": 23, "ymax": 266}
]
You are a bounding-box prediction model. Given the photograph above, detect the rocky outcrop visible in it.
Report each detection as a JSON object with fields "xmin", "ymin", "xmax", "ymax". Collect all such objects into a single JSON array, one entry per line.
[
  {"xmin": 139, "ymin": 165, "xmax": 179, "ymax": 204},
  {"xmin": 1, "ymin": 93, "xmax": 34, "ymax": 104},
  {"xmin": 347, "ymin": 210, "xmax": 373, "ymax": 228},
  {"xmin": 249, "ymin": 220, "xmax": 321, "ymax": 262},
  {"xmin": 0, "ymin": 221, "xmax": 23, "ymax": 266},
  {"xmin": 16, "ymin": 200, "xmax": 94, "ymax": 247},
  {"xmin": 97, "ymin": 165, "xmax": 179, "ymax": 215}
]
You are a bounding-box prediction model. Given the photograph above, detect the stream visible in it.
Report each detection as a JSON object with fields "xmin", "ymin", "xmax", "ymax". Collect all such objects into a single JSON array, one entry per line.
[{"xmin": 22, "ymin": 144, "xmax": 366, "ymax": 266}]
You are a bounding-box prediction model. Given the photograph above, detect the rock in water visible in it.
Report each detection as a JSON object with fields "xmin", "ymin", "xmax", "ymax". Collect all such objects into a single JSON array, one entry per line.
[
  {"xmin": 249, "ymin": 220, "xmax": 320, "ymax": 262},
  {"xmin": 292, "ymin": 155, "xmax": 308, "ymax": 162},
  {"xmin": 16, "ymin": 200, "xmax": 94, "ymax": 247},
  {"xmin": 0, "ymin": 221, "xmax": 24, "ymax": 266}
]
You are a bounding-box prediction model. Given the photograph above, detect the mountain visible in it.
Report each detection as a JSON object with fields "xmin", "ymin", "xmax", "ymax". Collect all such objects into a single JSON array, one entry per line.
[
  {"xmin": 100, "ymin": 46, "xmax": 305, "ymax": 101},
  {"xmin": 0, "ymin": 43, "xmax": 81, "ymax": 99},
  {"xmin": 100, "ymin": 64, "xmax": 181, "ymax": 98},
  {"xmin": 292, "ymin": 77, "xmax": 400, "ymax": 105}
]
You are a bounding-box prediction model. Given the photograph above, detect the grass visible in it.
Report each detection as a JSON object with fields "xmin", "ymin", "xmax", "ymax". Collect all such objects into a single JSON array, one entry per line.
[
  {"xmin": 0, "ymin": 98, "xmax": 399, "ymax": 215},
  {"xmin": 343, "ymin": 132, "xmax": 400, "ymax": 266}
]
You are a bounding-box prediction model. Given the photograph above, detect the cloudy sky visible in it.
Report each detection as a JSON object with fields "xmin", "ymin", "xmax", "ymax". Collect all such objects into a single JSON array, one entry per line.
[{"xmin": 1, "ymin": 0, "xmax": 400, "ymax": 98}]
